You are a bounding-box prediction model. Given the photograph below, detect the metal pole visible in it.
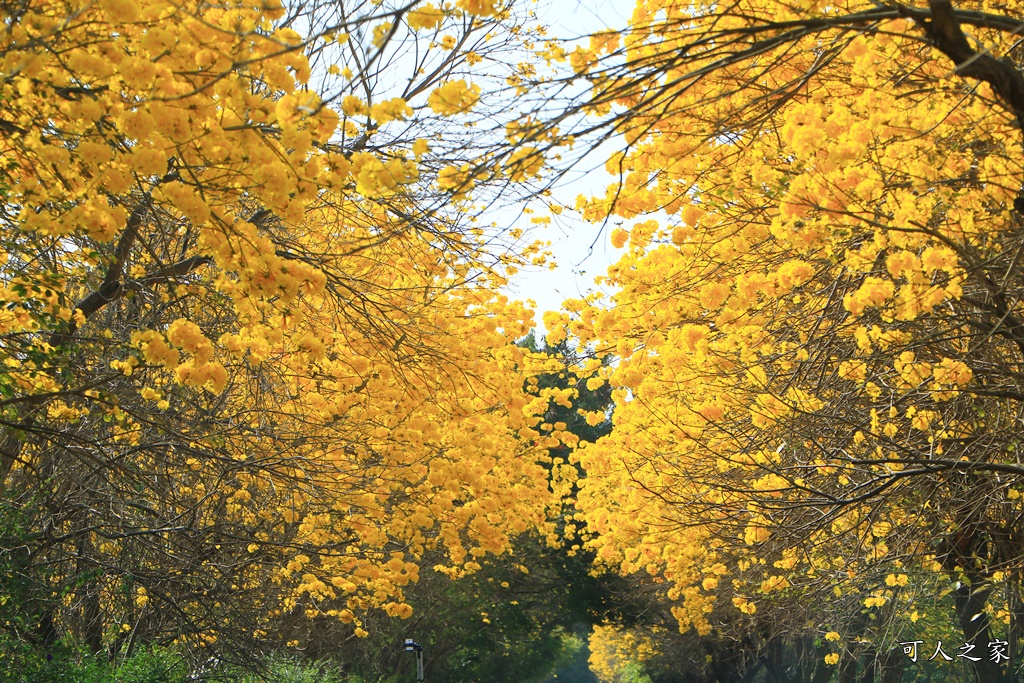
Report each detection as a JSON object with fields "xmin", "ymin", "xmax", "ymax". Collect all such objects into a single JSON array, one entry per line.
[{"xmin": 404, "ymin": 639, "xmax": 424, "ymax": 682}]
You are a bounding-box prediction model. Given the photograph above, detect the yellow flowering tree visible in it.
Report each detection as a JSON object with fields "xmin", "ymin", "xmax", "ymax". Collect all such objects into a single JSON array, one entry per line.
[
  {"xmin": 0, "ymin": 0, "xmax": 571, "ymax": 660},
  {"xmin": 540, "ymin": 0, "xmax": 1024, "ymax": 679},
  {"xmin": 588, "ymin": 623, "xmax": 660, "ymax": 683}
]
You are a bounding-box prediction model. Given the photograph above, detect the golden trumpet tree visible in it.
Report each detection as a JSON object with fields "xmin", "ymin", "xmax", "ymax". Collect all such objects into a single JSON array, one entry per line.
[
  {"xmin": 0, "ymin": 0, "xmax": 569, "ymax": 658},
  {"xmin": 544, "ymin": 0, "xmax": 1024, "ymax": 678}
]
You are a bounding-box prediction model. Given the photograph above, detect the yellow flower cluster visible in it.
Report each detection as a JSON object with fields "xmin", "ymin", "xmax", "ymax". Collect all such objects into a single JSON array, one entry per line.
[
  {"xmin": 132, "ymin": 330, "xmax": 180, "ymax": 369},
  {"xmin": 407, "ymin": 4, "xmax": 444, "ymax": 30},
  {"xmin": 0, "ymin": 0, "xmax": 574, "ymax": 650},
  {"xmin": 370, "ymin": 97, "xmax": 413, "ymax": 124},
  {"xmin": 436, "ymin": 164, "xmax": 475, "ymax": 199},
  {"xmin": 428, "ymin": 80, "xmax": 480, "ymax": 115},
  {"xmin": 456, "ymin": 0, "xmax": 501, "ymax": 16},
  {"xmin": 553, "ymin": 0, "xmax": 1012, "ymax": 640},
  {"xmin": 587, "ymin": 624, "xmax": 659, "ymax": 683}
]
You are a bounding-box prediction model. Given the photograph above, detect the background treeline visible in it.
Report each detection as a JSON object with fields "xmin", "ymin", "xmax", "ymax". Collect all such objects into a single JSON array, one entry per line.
[{"xmin": 4, "ymin": 339, "xmax": 1007, "ymax": 682}]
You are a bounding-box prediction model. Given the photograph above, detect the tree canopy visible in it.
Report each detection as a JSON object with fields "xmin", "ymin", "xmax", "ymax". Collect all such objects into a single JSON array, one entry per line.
[
  {"xmin": 0, "ymin": 0, "xmax": 575, "ymax": 661},
  {"xmin": 541, "ymin": 0, "xmax": 1024, "ymax": 680},
  {"xmin": 7, "ymin": 0, "xmax": 1024, "ymax": 681}
]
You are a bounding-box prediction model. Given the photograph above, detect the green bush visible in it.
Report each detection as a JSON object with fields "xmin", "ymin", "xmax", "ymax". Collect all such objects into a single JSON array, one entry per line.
[
  {"xmin": 204, "ymin": 655, "xmax": 359, "ymax": 683},
  {"xmin": 0, "ymin": 646, "xmax": 186, "ymax": 683},
  {"xmin": 0, "ymin": 648, "xmax": 368, "ymax": 683}
]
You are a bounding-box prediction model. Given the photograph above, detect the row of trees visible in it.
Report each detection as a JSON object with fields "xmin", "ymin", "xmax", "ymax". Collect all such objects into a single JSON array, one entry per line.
[
  {"xmin": 7, "ymin": 0, "xmax": 1024, "ymax": 680},
  {"xmin": 539, "ymin": 0, "xmax": 1024, "ymax": 680},
  {"xmin": 0, "ymin": 0, "xmax": 577, "ymax": 668}
]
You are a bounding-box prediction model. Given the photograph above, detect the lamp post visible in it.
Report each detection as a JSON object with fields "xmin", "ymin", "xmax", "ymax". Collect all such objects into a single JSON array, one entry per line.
[{"xmin": 404, "ymin": 639, "xmax": 424, "ymax": 682}]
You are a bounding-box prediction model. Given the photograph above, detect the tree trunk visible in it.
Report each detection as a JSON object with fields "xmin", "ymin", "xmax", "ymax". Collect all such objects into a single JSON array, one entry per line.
[
  {"xmin": 878, "ymin": 647, "xmax": 905, "ymax": 683},
  {"xmin": 82, "ymin": 586, "xmax": 103, "ymax": 656},
  {"xmin": 955, "ymin": 573, "xmax": 1008, "ymax": 683},
  {"xmin": 856, "ymin": 650, "xmax": 876, "ymax": 683}
]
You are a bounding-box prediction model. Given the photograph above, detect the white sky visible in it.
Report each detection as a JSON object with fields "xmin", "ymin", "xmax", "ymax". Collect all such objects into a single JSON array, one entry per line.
[{"xmin": 499, "ymin": 0, "xmax": 636, "ymax": 325}]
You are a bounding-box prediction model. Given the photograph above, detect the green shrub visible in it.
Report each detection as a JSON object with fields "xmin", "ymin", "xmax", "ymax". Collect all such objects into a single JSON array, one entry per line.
[{"xmin": 0, "ymin": 646, "xmax": 187, "ymax": 683}]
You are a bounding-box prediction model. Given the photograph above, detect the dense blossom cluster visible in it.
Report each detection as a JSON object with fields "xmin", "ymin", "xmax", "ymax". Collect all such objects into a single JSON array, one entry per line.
[
  {"xmin": 0, "ymin": 0, "xmax": 567, "ymax": 653},
  {"xmin": 551, "ymin": 0, "xmax": 1024, "ymax": 668}
]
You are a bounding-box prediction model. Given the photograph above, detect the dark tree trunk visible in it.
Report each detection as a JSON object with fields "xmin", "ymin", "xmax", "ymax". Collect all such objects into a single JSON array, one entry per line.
[
  {"xmin": 954, "ymin": 574, "xmax": 1008, "ymax": 683},
  {"xmin": 856, "ymin": 650, "xmax": 876, "ymax": 683},
  {"xmin": 878, "ymin": 647, "xmax": 905, "ymax": 683}
]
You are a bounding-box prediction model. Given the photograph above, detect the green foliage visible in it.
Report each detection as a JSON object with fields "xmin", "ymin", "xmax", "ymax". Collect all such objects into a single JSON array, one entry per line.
[
  {"xmin": 0, "ymin": 649, "xmax": 373, "ymax": 683},
  {"xmin": 619, "ymin": 662, "xmax": 653, "ymax": 683},
  {"xmin": 318, "ymin": 541, "xmax": 603, "ymax": 683},
  {"xmin": 0, "ymin": 497, "xmax": 61, "ymax": 667},
  {"xmin": 0, "ymin": 647, "xmax": 186, "ymax": 683},
  {"xmin": 210, "ymin": 656, "xmax": 354, "ymax": 683}
]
